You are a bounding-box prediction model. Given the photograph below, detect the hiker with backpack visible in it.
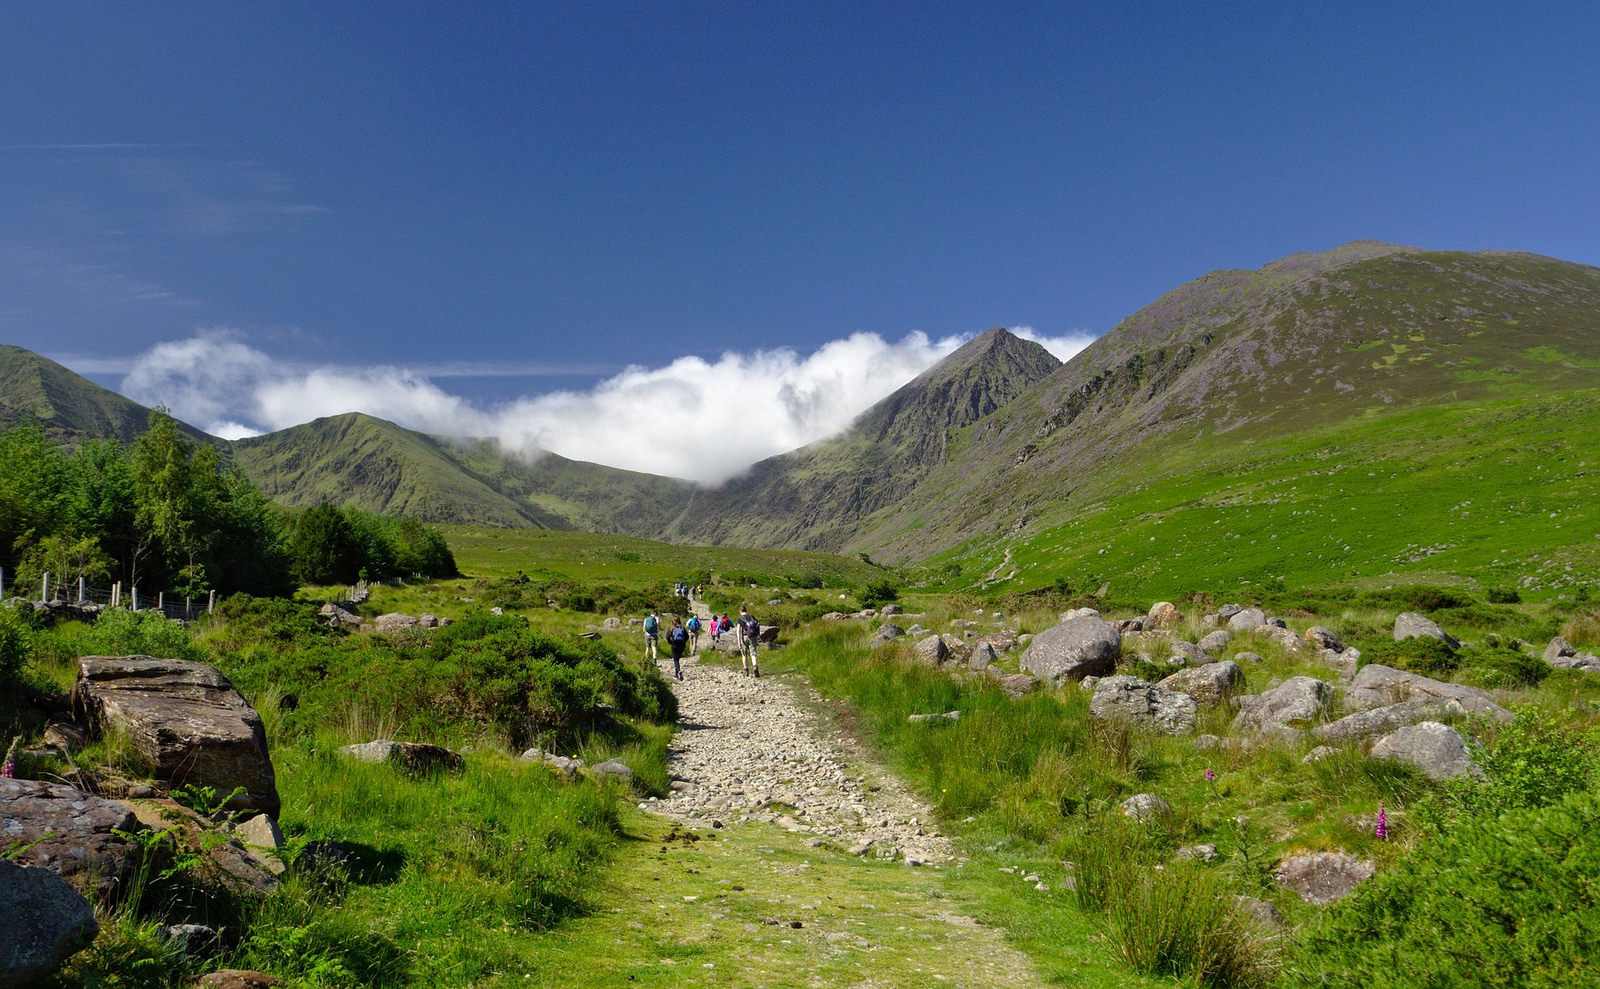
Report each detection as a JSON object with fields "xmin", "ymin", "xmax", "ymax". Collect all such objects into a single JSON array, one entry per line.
[
  {"xmin": 643, "ymin": 609, "xmax": 661, "ymax": 661},
  {"xmin": 736, "ymin": 606, "xmax": 761, "ymax": 678},
  {"xmin": 666, "ymin": 617, "xmax": 690, "ymax": 680},
  {"xmin": 686, "ymin": 613, "xmax": 702, "ymax": 654}
]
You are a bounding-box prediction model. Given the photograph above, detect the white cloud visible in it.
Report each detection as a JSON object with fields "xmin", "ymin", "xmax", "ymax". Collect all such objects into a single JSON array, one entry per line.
[
  {"xmin": 119, "ymin": 325, "xmax": 1089, "ymax": 485},
  {"xmin": 1009, "ymin": 324, "xmax": 1097, "ymax": 363}
]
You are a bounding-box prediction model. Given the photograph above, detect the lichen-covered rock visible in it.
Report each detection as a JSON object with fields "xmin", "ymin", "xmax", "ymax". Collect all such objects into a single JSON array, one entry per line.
[
  {"xmin": 1274, "ymin": 851, "xmax": 1374, "ymax": 905},
  {"xmin": 1158, "ymin": 661, "xmax": 1244, "ymax": 704},
  {"xmin": 1147, "ymin": 602, "xmax": 1182, "ymax": 629},
  {"xmin": 912, "ymin": 634, "xmax": 949, "ymax": 665},
  {"xmin": 1119, "ymin": 793, "xmax": 1172, "ymax": 820},
  {"xmin": 0, "ymin": 860, "xmax": 98, "ymax": 987},
  {"xmin": 1370, "ymin": 721, "xmax": 1482, "ymax": 780},
  {"xmin": 1020, "ymin": 617, "xmax": 1120, "ymax": 686},
  {"xmin": 1090, "ymin": 675, "xmax": 1197, "ymax": 734},
  {"xmin": 1231, "ymin": 676, "xmax": 1333, "ymax": 734},
  {"xmin": 0, "ymin": 779, "xmax": 140, "ymax": 901},
  {"xmin": 1304, "ymin": 626, "xmax": 1345, "ymax": 652},
  {"xmin": 337, "ymin": 739, "xmax": 464, "ymax": 773},
  {"xmin": 1197, "ymin": 630, "xmax": 1231, "ymax": 656},
  {"xmin": 1393, "ymin": 612, "xmax": 1460, "ymax": 649},
  {"xmin": 72, "ymin": 656, "xmax": 279, "ymax": 816},
  {"xmin": 373, "ymin": 612, "xmax": 421, "ymax": 633},
  {"xmin": 1227, "ymin": 608, "xmax": 1267, "ymax": 631},
  {"xmin": 1312, "ymin": 699, "xmax": 1463, "ymax": 746},
  {"xmin": 1344, "ymin": 665, "xmax": 1511, "ymax": 721}
]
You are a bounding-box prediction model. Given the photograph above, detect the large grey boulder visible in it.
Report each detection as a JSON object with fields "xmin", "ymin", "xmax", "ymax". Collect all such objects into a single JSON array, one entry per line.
[
  {"xmin": 72, "ymin": 656, "xmax": 280, "ymax": 816},
  {"xmin": 0, "ymin": 860, "xmax": 98, "ymax": 986},
  {"xmin": 1227, "ymin": 608, "xmax": 1267, "ymax": 631},
  {"xmin": 1274, "ymin": 851, "xmax": 1374, "ymax": 905},
  {"xmin": 875, "ymin": 623, "xmax": 906, "ymax": 642},
  {"xmin": 1089, "ymin": 675, "xmax": 1197, "ymax": 734},
  {"xmin": 337, "ymin": 739, "xmax": 464, "ymax": 773},
  {"xmin": 1370, "ymin": 722, "xmax": 1482, "ymax": 780},
  {"xmin": 0, "ymin": 778, "xmax": 140, "ymax": 901},
  {"xmin": 1167, "ymin": 640, "xmax": 1207, "ymax": 666},
  {"xmin": 373, "ymin": 612, "xmax": 421, "ymax": 633},
  {"xmin": 1312, "ymin": 699, "xmax": 1464, "ymax": 747},
  {"xmin": 1344, "ymin": 665, "xmax": 1512, "ymax": 721},
  {"xmin": 1232, "ymin": 676, "xmax": 1334, "ymax": 734},
  {"xmin": 1542, "ymin": 637, "xmax": 1600, "ymax": 671},
  {"xmin": 911, "ymin": 634, "xmax": 948, "ymax": 665},
  {"xmin": 1393, "ymin": 612, "xmax": 1460, "ymax": 649},
  {"xmin": 1158, "ymin": 661, "xmax": 1244, "ymax": 704},
  {"xmin": 1197, "ymin": 630, "xmax": 1232, "ymax": 656},
  {"xmin": 1544, "ymin": 636, "xmax": 1576, "ymax": 662},
  {"xmin": 1020, "ymin": 617, "xmax": 1121, "ymax": 686}
]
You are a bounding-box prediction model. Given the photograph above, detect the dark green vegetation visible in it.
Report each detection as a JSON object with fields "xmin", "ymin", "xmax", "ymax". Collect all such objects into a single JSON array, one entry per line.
[{"xmin": 0, "ymin": 416, "xmax": 457, "ymax": 599}]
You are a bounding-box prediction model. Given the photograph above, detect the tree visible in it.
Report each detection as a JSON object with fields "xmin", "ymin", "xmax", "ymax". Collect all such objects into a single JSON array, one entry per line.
[{"xmin": 292, "ymin": 503, "xmax": 363, "ymax": 585}]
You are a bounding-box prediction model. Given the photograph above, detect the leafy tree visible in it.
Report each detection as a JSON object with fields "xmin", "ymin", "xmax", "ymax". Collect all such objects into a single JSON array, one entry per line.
[
  {"xmin": 291, "ymin": 503, "xmax": 364, "ymax": 585},
  {"xmin": 0, "ymin": 421, "xmax": 70, "ymax": 575}
]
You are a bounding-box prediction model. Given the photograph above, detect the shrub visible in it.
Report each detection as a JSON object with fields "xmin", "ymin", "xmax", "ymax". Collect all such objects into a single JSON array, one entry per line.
[
  {"xmin": 1358, "ymin": 635, "xmax": 1458, "ymax": 675},
  {"xmin": 1459, "ymin": 646, "xmax": 1549, "ymax": 689},
  {"xmin": 0, "ymin": 604, "xmax": 36, "ymax": 681},
  {"xmin": 1289, "ymin": 790, "xmax": 1600, "ymax": 987},
  {"xmin": 858, "ymin": 579, "xmax": 900, "ymax": 610},
  {"xmin": 1427, "ymin": 710, "xmax": 1596, "ymax": 825},
  {"xmin": 1486, "ymin": 587, "xmax": 1521, "ymax": 604}
]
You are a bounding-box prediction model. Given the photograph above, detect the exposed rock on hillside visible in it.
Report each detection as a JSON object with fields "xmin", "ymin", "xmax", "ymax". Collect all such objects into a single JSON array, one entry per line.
[
  {"xmin": 1019, "ymin": 616, "xmax": 1121, "ymax": 685},
  {"xmin": 72, "ymin": 656, "xmax": 281, "ymax": 816}
]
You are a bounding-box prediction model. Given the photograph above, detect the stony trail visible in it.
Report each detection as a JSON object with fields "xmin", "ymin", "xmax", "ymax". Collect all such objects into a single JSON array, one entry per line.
[{"xmin": 647, "ymin": 611, "xmax": 949, "ymax": 864}]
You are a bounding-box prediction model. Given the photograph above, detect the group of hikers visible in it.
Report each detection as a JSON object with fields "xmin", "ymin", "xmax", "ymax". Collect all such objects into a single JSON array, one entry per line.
[
  {"xmin": 643, "ymin": 604, "xmax": 762, "ymax": 682},
  {"xmin": 673, "ymin": 581, "xmax": 703, "ymax": 601}
]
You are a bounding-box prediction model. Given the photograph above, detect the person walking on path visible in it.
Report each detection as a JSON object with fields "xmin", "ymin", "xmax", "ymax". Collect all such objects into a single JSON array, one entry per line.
[
  {"xmin": 666, "ymin": 617, "xmax": 690, "ymax": 680},
  {"xmin": 736, "ymin": 605, "xmax": 761, "ymax": 678},
  {"xmin": 643, "ymin": 609, "xmax": 661, "ymax": 661},
  {"xmin": 686, "ymin": 613, "xmax": 702, "ymax": 654}
]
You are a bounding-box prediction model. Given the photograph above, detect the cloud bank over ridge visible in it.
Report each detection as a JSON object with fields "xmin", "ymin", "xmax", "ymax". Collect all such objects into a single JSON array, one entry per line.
[{"xmin": 121, "ymin": 327, "xmax": 1095, "ymax": 485}]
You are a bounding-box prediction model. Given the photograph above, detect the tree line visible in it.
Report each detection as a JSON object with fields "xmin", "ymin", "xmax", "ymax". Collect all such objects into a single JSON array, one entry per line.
[{"xmin": 0, "ymin": 412, "xmax": 456, "ymax": 599}]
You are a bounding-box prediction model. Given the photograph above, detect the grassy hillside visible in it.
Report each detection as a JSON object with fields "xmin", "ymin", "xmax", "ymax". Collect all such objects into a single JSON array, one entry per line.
[{"xmin": 0, "ymin": 344, "xmax": 213, "ymax": 446}]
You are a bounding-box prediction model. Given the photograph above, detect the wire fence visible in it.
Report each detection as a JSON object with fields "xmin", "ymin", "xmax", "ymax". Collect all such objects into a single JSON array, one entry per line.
[{"xmin": 0, "ymin": 568, "xmax": 215, "ymax": 622}]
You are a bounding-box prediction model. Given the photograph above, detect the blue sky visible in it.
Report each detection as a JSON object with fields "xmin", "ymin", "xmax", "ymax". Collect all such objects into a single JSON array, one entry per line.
[{"xmin": 3, "ymin": 3, "xmax": 1598, "ymax": 480}]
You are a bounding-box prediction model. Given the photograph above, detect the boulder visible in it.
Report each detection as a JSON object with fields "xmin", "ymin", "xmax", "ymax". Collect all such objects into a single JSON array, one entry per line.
[
  {"xmin": 1227, "ymin": 608, "xmax": 1267, "ymax": 631},
  {"xmin": 318, "ymin": 603, "xmax": 362, "ymax": 629},
  {"xmin": 986, "ymin": 670, "xmax": 1038, "ymax": 698},
  {"xmin": 0, "ymin": 860, "xmax": 98, "ymax": 987},
  {"xmin": 1259, "ymin": 626, "xmax": 1306, "ymax": 655},
  {"xmin": 1089, "ymin": 675, "xmax": 1197, "ymax": 734},
  {"xmin": 231, "ymin": 814, "xmax": 287, "ymax": 875},
  {"xmin": 41, "ymin": 721, "xmax": 87, "ymax": 753},
  {"xmin": 1167, "ymin": 639, "xmax": 1207, "ymax": 666},
  {"xmin": 1304, "ymin": 626, "xmax": 1346, "ymax": 652},
  {"xmin": 0, "ymin": 778, "xmax": 141, "ymax": 901},
  {"xmin": 1147, "ymin": 602, "xmax": 1183, "ymax": 630},
  {"xmin": 875, "ymin": 623, "xmax": 906, "ymax": 643},
  {"xmin": 1235, "ymin": 651, "xmax": 1263, "ymax": 664},
  {"xmin": 1061, "ymin": 607, "xmax": 1101, "ymax": 621},
  {"xmin": 1158, "ymin": 661, "xmax": 1244, "ymax": 704},
  {"xmin": 337, "ymin": 739, "xmax": 465, "ymax": 773},
  {"xmin": 1393, "ymin": 612, "xmax": 1460, "ymax": 649},
  {"xmin": 1019, "ymin": 617, "xmax": 1121, "ymax": 686},
  {"xmin": 1197, "ymin": 630, "xmax": 1231, "ymax": 656},
  {"xmin": 1551, "ymin": 652, "xmax": 1600, "ymax": 672},
  {"xmin": 1322, "ymin": 647, "xmax": 1361, "ymax": 679},
  {"xmin": 72, "ymin": 656, "xmax": 280, "ymax": 816},
  {"xmin": 1274, "ymin": 851, "xmax": 1374, "ymax": 905},
  {"xmin": 600, "ymin": 617, "xmax": 622, "ymax": 630},
  {"xmin": 1343, "ymin": 665, "xmax": 1512, "ymax": 721},
  {"xmin": 975, "ymin": 630, "xmax": 1019, "ymax": 654},
  {"xmin": 123, "ymin": 798, "xmax": 279, "ymax": 898},
  {"xmin": 1369, "ymin": 722, "xmax": 1482, "ymax": 780},
  {"xmin": 1119, "ymin": 793, "xmax": 1172, "ymax": 820},
  {"xmin": 1543, "ymin": 636, "xmax": 1576, "ymax": 662},
  {"xmin": 1301, "ymin": 745, "xmax": 1338, "ymax": 763},
  {"xmin": 1217, "ymin": 604, "xmax": 1244, "ymax": 621},
  {"xmin": 520, "ymin": 747, "xmax": 584, "ymax": 776},
  {"xmin": 1231, "ymin": 676, "xmax": 1333, "ymax": 734},
  {"xmin": 880, "ymin": 604, "xmax": 903, "ymax": 616},
  {"xmin": 373, "ymin": 612, "xmax": 422, "ymax": 632},
  {"xmin": 912, "ymin": 634, "xmax": 949, "ymax": 665},
  {"xmin": 966, "ymin": 641, "xmax": 998, "ymax": 671},
  {"xmin": 907, "ymin": 711, "xmax": 960, "ymax": 724},
  {"xmin": 592, "ymin": 759, "xmax": 634, "ymax": 782},
  {"xmin": 1312, "ymin": 699, "xmax": 1462, "ymax": 747},
  {"xmin": 1115, "ymin": 617, "xmax": 1147, "ymax": 633}
]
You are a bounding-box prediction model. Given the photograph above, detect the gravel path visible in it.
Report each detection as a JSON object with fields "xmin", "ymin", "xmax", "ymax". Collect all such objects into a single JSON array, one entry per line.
[{"xmin": 646, "ymin": 612, "xmax": 953, "ymax": 866}]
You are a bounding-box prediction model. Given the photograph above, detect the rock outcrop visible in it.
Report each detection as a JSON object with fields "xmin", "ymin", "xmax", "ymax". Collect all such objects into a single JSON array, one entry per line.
[
  {"xmin": 1019, "ymin": 616, "xmax": 1120, "ymax": 686},
  {"xmin": 1089, "ymin": 675, "xmax": 1197, "ymax": 734},
  {"xmin": 0, "ymin": 860, "xmax": 98, "ymax": 987},
  {"xmin": 0, "ymin": 778, "xmax": 141, "ymax": 901},
  {"xmin": 1343, "ymin": 665, "xmax": 1512, "ymax": 721},
  {"xmin": 1274, "ymin": 851, "xmax": 1374, "ymax": 905},
  {"xmin": 1231, "ymin": 676, "xmax": 1334, "ymax": 734},
  {"xmin": 1393, "ymin": 612, "xmax": 1460, "ymax": 649},
  {"xmin": 72, "ymin": 656, "xmax": 280, "ymax": 816},
  {"xmin": 337, "ymin": 739, "xmax": 464, "ymax": 773},
  {"xmin": 1369, "ymin": 721, "xmax": 1481, "ymax": 780},
  {"xmin": 1158, "ymin": 661, "xmax": 1243, "ymax": 704}
]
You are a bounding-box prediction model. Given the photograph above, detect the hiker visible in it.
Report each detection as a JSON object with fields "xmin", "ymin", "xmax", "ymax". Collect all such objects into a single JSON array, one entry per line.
[
  {"xmin": 643, "ymin": 609, "xmax": 661, "ymax": 660},
  {"xmin": 666, "ymin": 617, "xmax": 690, "ymax": 680},
  {"xmin": 736, "ymin": 605, "xmax": 761, "ymax": 677},
  {"xmin": 686, "ymin": 613, "xmax": 702, "ymax": 654}
]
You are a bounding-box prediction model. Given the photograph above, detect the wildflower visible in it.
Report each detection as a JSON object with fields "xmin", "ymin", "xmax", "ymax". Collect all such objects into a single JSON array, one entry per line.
[
  {"xmin": 1, "ymin": 737, "xmax": 17, "ymax": 779},
  {"xmin": 1375, "ymin": 801, "xmax": 1388, "ymax": 840},
  {"xmin": 1204, "ymin": 768, "xmax": 1216, "ymax": 782}
]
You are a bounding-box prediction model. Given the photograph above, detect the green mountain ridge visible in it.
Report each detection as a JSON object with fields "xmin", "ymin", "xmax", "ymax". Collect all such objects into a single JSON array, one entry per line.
[{"xmin": 0, "ymin": 345, "xmax": 215, "ymax": 447}]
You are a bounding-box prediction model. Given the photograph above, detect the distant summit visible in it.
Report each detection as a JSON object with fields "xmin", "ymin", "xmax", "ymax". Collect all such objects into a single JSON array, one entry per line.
[{"xmin": 0, "ymin": 345, "xmax": 213, "ymax": 446}]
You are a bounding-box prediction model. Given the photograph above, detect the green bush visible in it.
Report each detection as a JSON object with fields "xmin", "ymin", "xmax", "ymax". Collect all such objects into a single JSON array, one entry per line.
[
  {"xmin": 1289, "ymin": 790, "xmax": 1600, "ymax": 987},
  {"xmin": 1358, "ymin": 635, "xmax": 1458, "ymax": 675},
  {"xmin": 1459, "ymin": 646, "xmax": 1549, "ymax": 689},
  {"xmin": 0, "ymin": 604, "xmax": 35, "ymax": 681},
  {"xmin": 858, "ymin": 579, "xmax": 900, "ymax": 610},
  {"xmin": 1486, "ymin": 587, "xmax": 1522, "ymax": 604},
  {"xmin": 1427, "ymin": 710, "xmax": 1597, "ymax": 824}
]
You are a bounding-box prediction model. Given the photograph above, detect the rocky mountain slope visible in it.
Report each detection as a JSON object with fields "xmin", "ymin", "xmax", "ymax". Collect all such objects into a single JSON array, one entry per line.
[{"xmin": 0, "ymin": 345, "xmax": 214, "ymax": 446}]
